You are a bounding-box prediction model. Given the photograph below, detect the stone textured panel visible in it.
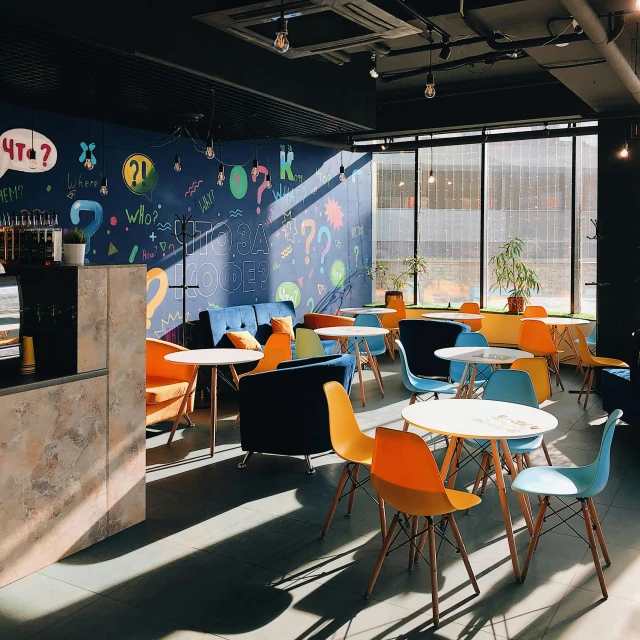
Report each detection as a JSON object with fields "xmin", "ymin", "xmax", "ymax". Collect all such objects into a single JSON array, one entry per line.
[
  {"xmin": 77, "ymin": 268, "xmax": 108, "ymax": 373},
  {"xmin": 0, "ymin": 376, "xmax": 108, "ymax": 588}
]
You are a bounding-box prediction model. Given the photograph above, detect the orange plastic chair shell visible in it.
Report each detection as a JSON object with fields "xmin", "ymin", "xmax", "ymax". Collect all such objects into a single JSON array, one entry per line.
[
  {"xmin": 239, "ymin": 332, "xmax": 292, "ymax": 378},
  {"xmin": 510, "ymin": 357, "xmax": 552, "ymax": 405},
  {"xmin": 518, "ymin": 319, "xmax": 559, "ymax": 357},
  {"xmin": 303, "ymin": 313, "xmax": 355, "ymax": 330},
  {"xmin": 381, "ymin": 300, "xmax": 406, "ymax": 331},
  {"xmin": 371, "ymin": 428, "xmax": 481, "ymax": 517},
  {"xmin": 459, "ymin": 302, "xmax": 482, "ymax": 332},
  {"xmin": 523, "ymin": 305, "xmax": 548, "ymax": 318},
  {"xmin": 323, "ymin": 381, "xmax": 374, "ymax": 465},
  {"xmin": 575, "ymin": 327, "xmax": 628, "ymax": 369}
]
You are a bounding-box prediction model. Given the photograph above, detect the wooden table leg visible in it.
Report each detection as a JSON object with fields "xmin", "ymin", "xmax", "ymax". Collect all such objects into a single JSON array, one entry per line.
[
  {"xmin": 167, "ymin": 366, "xmax": 198, "ymax": 446},
  {"xmin": 363, "ymin": 340, "xmax": 384, "ymax": 397},
  {"xmin": 210, "ymin": 365, "xmax": 218, "ymax": 457},
  {"xmin": 466, "ymin": 364, "xmax": 478, "ymax": 399},
  {"xmin": 489, "ymin": 438, "xmax": 521, "ymax": 582},
  {"xmin": 440, "ymin": 436, "xmax": 458, "ymax": 481},
  {"xmin": 354, "ymin": 339, "xmax": 366, "ymax": 406},
  {"xmin": 500, "ymin": 439, "xmax": 534, "ymax": 535},
  {"xmin": 455, "ymin": 363, "xmax": 470, "ymax": 398},
  {"xmin": 446, "ymin": 439, "xmax": 464, "ymax": 489}
]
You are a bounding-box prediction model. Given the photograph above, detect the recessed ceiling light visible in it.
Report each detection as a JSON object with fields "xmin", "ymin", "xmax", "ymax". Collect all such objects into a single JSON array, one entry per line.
[{"xmin": 556, "ymin": 42, "xmax": 570, "ymax": 48}]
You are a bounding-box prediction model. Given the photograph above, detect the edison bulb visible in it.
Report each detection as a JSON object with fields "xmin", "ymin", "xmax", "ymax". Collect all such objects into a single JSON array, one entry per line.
[
  {"xmin": 100, "ymin": 178, "xmax": 108, "ymax": 196},
  {"xmin": 28, "ymin": 149, "xmax": 37, "ymax": 170},
  {"xmin": 339, "ymin": 165, "xmax": 346, "ymax": 181},
  {"xmin": 251, "ymin": 158, "xmax": 259, "ymax": 178},
  {"xmin": 84, "ymin": 158, "xmax": 94, "ymax": 170},
  {"xmin": 174, "ymin": 155, "xmax": 181, "ymax": 172},
  {"xmin": 428, "ymin": 171, "xmax": 435, "ymax": 184},
  {"xmin": 217, "ymin": 163, "xmax": 225, "ymax": 186},
  {"xmin": 265, "ymin": 173, "xmax": 272, "ymax": 189},
  {"xmin": 205, "ymin": 146, "xmax": 215, "ymax": 159},
  {"xmin": 620, "ymin": 142, "xmax": 630, "ymax": 158},
  {"xmin": 274, "ymin": 19, "xmax": 289, "ymax": 53},
  {"xmin": 425, "ymin": 71, "xmax": 436, "ymax": 99}
]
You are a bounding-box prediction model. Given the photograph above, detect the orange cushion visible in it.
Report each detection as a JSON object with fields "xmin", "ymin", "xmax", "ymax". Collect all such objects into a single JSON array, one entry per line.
[
  {"xmin": 146, "ymin": 376, "xmax": 189, "ymax": 405},
  {"xmin": 271, "ymin": 316, "xmax": 295, "ymax": 340},
  {"xmin": 227, "ymin": 330, "xmax": 262, "ymax": 351}
]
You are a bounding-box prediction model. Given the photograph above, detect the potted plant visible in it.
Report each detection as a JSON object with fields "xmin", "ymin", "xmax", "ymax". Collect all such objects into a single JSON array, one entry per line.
[
  {"xmin": 489, "ymin": 237, "xmax": 541, "ymax": 313},
  {"xmin": 63, "ymin": 227, "xmax": 87, "ymax": 266}
]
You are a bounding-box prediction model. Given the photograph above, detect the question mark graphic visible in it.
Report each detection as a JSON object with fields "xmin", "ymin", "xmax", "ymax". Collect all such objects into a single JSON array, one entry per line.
[
  {"xmin": 306, "ymin": 297, "xmax": 315, "ymax": 313},
  {"xmin": 146, "ymin": 267, "xmax": 168, "ymax": 330},
  {"xmin": 70, "ymin": 200, "xmax": 103, "ymax": 264},
  {"xmin": 254, "ymin": 165, "xmax": 269, "ymax": 207},
  {"xmin": 153, "ymin": 210, "xmax": 158, "ymax": 223},
  {"xmin": 301, "ymin": 219, "xmax": 316, "ymax": 265},
  {"xmin": 257, "ymin": 261, "xmax": 269, "ymax": 291},
  {"xmin": 317, "ymin": 226, "xmax": 332, "ymax": 273},
  {"xmin": 40, "ymin": 143, "xmax": 52, "ymax": 167},
  {"xmin": 354, "ymin": 245, "xmax": 360, "ymax": 267},
  {"xmin": 129, "ymin": 159, "xmax": 140, "ymax": 187}
]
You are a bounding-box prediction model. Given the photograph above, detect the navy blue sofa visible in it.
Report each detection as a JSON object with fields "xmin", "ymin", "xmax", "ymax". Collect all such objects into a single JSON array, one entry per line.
[
  {"xmin": 237, "ymin": 354, "xmax": 356, "ymax": 473},
  {"xmin": 601, "ymin": 330, "xmax": 640, "ymax": 425}
]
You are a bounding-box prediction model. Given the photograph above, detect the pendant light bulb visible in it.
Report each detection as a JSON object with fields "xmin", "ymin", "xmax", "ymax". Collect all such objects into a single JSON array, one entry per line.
[
  {"xmin": 173, "ymin": 155, "xmax": 181, "ymax": 172},
  {"xmin": 100, "ymin": 176, "xmax": 108, "ymax": 196},
  {"xmin": 380, "ymin": 138, "xmax": 388, "ymax": 151},
  {"xmin": 339, "ymin": 165, "xmax": 346, "ymax": 181},
  {"xmin": 274, "ymin": 17, "xmax": 290, "ymax": 53},
  {"xmin": 425, "ymin": 71, "xmax": 436, "ymax": 99},
  {"xmin": 369, "ymin": 53, "xmax": 379, "ymax": 79},
  {"xmin": 620, "ymin": 141, "xmax": 630, "ymax": 158},
  {"xmin": 217, "ymin": 163, "xmax": 225, "ymax": 186},
  {"xmin": 84, "ymin": 157, "xmax": 94, "ymax": 170},
  {"xmin": 205, "ymin": 139, "xmax": 215, "ymax": 159},
  {"xmin": 251, "ymin": 158, "xmax": 259, "ymax": 178},
  {"xmin": 28, "ymin": 148, "xmax": 37, "ymax": 170},
  {"xmin": 265, "ymin": 173, "xmax": 272, "ymax": 189},
  {"xmin": 428, "ymin": 170, "xmax": 435, "ymax": 184}
]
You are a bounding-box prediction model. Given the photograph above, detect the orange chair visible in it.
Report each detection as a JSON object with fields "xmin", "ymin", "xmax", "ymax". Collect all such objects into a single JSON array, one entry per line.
[
  {"xmin": 575, "ymin": 327, "xmax": 628, "ymax": 409},
  {"xmin": 511, "ymin": 357, "xmax": 553, "ymax": 465},
  {"xmin": 523, "ymin": 305, "xmax": 548, "ymax": 318},
  {"xmin": 321, "ymin": 381, "xmax": 387, "ymax": 542},
  {"xmin": 365, "ymin": 428, "xmax": 480, "ymax": 626},
  {"xmin": 518, "ymin": 319, "xmax": 564, "ymax": 390},
  {"xmin": 459, "ymin": 301, "xmax": 482, "ymax": 332},
  {"xmin": 146, "ymin": 338, "xmax": 197, "ymax": 440},
  {"xmin": 303, "ymin": 312, "xmax": 355, "ymax": 350},
  {"xmin": 380, "ymin": 299, "xmax": 406, "ymax": 359}
]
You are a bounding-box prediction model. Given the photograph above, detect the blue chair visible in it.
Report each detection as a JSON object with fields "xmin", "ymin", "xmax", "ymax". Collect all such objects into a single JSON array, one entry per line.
[
  {"xmin": 467, "ymin": 369, "xmax": 546, "ymax": 505},
  {"xmin": 450, "ymin": 332, "xmax": 491, "ymax": 397},
  {"xmin": 513, "ymin": 409, "xmax": 623, "ymax": 599},
  {"xmin": 396, "ymin": 339, "xmax": 456, "ymax": 431},
  {"xmin": 347, "ymin": 314, "xmax": 387, "ymax": 396}
]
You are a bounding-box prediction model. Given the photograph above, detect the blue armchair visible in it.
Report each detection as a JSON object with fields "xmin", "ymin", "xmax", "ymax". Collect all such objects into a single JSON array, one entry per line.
[
  {"xmin": 601, "ymin": 329, "xmax": 640, "ymax": 425},
  {"xmin": 237, "ymin": 354, "xmax": 356, "ymax": 473}
]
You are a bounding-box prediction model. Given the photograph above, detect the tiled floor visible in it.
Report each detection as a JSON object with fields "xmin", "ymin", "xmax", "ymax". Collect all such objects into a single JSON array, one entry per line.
[{"xmin": 3, "ymin": 357, "xmax": 640, "ymax": 639}]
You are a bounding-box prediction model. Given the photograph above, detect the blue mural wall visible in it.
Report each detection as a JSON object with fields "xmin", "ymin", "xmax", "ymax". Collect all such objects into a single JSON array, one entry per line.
[{"xmin": 0, "ymin": 102, "xmax": 373, "ymax": 339}]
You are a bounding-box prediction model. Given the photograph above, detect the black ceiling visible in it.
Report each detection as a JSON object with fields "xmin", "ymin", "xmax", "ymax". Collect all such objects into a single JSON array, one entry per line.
[{"xmin": 0, "ymin": 16, "xmax": 367, "ymax": 142}]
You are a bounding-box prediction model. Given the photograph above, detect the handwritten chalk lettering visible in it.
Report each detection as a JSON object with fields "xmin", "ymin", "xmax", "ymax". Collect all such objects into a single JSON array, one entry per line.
[
  {"xmin": 0, "ymin": 129, "xmax": 57, "ymax": 178},
  {"xmin": 198, "ymin": 189, "xmax": 215, "ymax": 214},
  {"xmin": 67, "ymin": 174, "xmax": 99, "ymax": 190},
  {"xmin": 125, "ymin": 204, "xmax": 159, "ymax": 225},
  {"xmin": 0, "ymin": 185, "xmax": 23, "ymax": 203},
  {"xmin": 280, "ymin": 145, "xmax": 294, "ymax": 181},
  {"xmin": 243, "ymin": 261, "xmax": 256, "ymax": 292}
]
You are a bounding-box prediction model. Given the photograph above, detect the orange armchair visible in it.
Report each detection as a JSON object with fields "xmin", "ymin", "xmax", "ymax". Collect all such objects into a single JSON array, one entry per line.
[{"xmin": 146, "ymin": 338, "xmax": 197, "ymax": 428}]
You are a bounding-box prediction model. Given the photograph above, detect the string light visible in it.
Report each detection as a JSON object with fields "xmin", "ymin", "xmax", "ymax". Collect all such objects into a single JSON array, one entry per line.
[
  {"xmin": 428, "ymin": 170, "xmax": 435, "ymax": 184},
  {"xmin": 274, "ymin": 0, "xmax": 290, "ymax": 53}
]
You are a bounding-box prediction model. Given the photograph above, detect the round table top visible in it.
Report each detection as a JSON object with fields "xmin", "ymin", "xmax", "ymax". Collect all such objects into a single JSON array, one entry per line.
[
  {"xmin": 521, "ymin": 317, "xmax": 590, "ymax": 326},
  {"xmin": 165, "ymin": 348, "xmax": 264, "ymax": 366},
  {"xmin": 339, "ymin": 307, "xmax": 397, "ymax": 315},
  {"xmin": 402, "ymin": 398, "xmax": 558, "ymax": 439},
  {"xmin": 435, "ymin": 346, "xmax": 533, "ymax": 365},
  {"xmin": 422, "ymin": 312, "xmax": 484, "ymax": 321},
  {"xmin": 314, "ymin": 326, "xmax": 389, "ymax": 338}
]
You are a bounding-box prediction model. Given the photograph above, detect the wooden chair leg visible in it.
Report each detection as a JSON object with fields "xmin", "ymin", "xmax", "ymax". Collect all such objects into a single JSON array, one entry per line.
[
  {"xmin": 403, "ymin": 393, "xmax": 416, "ymax": 431},
  {"xmin": 515, "ymin": 454, "xmax": 523, "ymax": 474},
  {"xmin": 584, "ymin": 368, "xmax": 595, "ymax": 409},
  {"xmin": 467, "ymin": 452, "xmax": 488, "ymax": 514},
  {"xmin": 409, "ymin": 515, "xmax": 419, "ymax": 571},
  {"xmin": 365, "ymin": 513, "xmax": 399, "ymax": 598},
  {"xmin": 448, "ymin": 513, "xmax": 479, "ymax": 594},
  {"xmin": 428, "ymin": 518, "xmax": 440, "ymax": 627},
  {"xmin": 588, "ymin": 498, "xmax": 611, "ymax": 566},
  {"xmin": 378, "ymin": 495, "xmax": 387, "ymax": 543},
  {"xmin": 480, "ymin": 452, "xmax": 492, "ymax": 496},
  {"xmin": 522, "ymin": 497, "xmax": 548, "ymax": 581},
  {"xmin": 582, "ymin": 500, "xmax": 608, "ymax": 598},
  {"xmin": 414, "ymin": 520, "xmax": 428, "ymax": 563},
  {"xmin": 347, "ymin": 464, "xmax": 360, "ymax": 515},
  {"xmin": 321, "ymin": 464, "xmax": 350, "ymax": 538},
  {"xmin": 540, "ymin": 439, "xmax": 552, "ymax": 466},
  {"xmin": 578, "ymin": 366, "xmax": 591, "ymax": 404}
]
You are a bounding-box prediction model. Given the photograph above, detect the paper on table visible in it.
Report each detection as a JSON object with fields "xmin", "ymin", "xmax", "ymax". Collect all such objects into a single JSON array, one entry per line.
[
  {"xmin": 465, "ymin": 349, "xmax": 511, "ymax": 361},
  {"xmin": 471, "ymin": 414, "xmax": 542, "ymax": 434}
]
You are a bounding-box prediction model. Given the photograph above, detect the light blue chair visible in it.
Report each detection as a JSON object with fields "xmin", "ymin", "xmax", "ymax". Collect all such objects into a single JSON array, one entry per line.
[
  {"xmin": 450, "ymin": 332, "xmax": 491, "ymax": 397},
  {"xmin": 347, "ymin": 313, "xmax": 387, "ymax": 397},
  {"xmin": 513, "ymin": 409, "xmax": 623, "ymax": 599},
  {"xmin": 467, "ymin": 369, "xmax": 546, "ymax": 505},
  {"xmin": 396, "ymin": 339, "xmax": 456, "ymax": 431}
]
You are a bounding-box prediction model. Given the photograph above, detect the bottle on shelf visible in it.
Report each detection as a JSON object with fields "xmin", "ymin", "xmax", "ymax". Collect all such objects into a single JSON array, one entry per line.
[
  {"xmin": 7, "ymin": 214, "xmax": 18, "ymax": 264},
  {"xmin": 44, "ymin": 213, "xmax": 53, "ymax": 266},
  {"xmin": 0, "ymin": 214, "xmax": 6, "ymax": 265},
  {"xmin": 30, "ymin": 213, "xmax": 40, "ymax": 265},
  {"xmin": 52, "ymin": 211, "xmax": 62, "ymax": 265},
  {"xmin": 19, "ymin": 213, "xmax": 30, "ymax": 265}
]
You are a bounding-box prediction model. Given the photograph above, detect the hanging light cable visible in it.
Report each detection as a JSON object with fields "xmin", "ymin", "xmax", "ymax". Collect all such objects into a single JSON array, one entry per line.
[
  {"xmin": 251, "ymin": 118, "xmax": 259, "ymax": 178},
  {"xmin": 205, "ymin": 88, "xmax": 215, "ymax": 159},
  {"xmin": 100, "ymin": 122, "xmax": 108, "ymax": 195},
  {"xmin": 428, "ymin": 134, "xmax": 435, "ymax": 183},
  {"xmin": 620, "ymin": 119, "xmax": 630, "ymax": 158},
  {"xmin": 274, "ymin": 0, "xmax": 290, "ymax": 53},
  {"xmin": 265, "ymin": 138, "xmax": 272, "ymax": 189},
  {"xmin": 425, "ymin": 28, "xmax": 436, "ymax": 99},
  {"xmin": 217, "ymin": 139, "xmax": 225, "ymax": 186},
  {"xmin": 28, "ymin": 108, "xmax": 37, "ymax": 170},
  {"xmin": 84, "ymin": 120, "xmax": 94, "ymax": 170},
  {"xmin": 339, "ymin": 143, "xmax": 346, "ymax": 181},
  {"xmin": 369, "ymin": 53, "xmax": 379, "ymax": 78}
]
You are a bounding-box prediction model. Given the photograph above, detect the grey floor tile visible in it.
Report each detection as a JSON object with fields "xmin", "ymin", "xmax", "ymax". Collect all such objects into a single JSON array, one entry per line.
[{"xmin": 601, "ymin": 506, "xmax": 640, "ymax": 550}]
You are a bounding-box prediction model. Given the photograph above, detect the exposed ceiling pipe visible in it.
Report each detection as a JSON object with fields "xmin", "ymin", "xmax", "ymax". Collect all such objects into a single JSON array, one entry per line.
[
  {"xmin": 394, "ymin": 0, "xmax": 450, "ymax": 40},
  {"xmin": 561, "ymin": 0, "xmax": 640, "ymax": 103},
  {"xmin": 386, "ymin": 35, "xmax": 487, "ymax": 57}
]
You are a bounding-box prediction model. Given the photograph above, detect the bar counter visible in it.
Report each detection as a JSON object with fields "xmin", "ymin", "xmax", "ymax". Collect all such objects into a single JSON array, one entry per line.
[{"xmin": 0, "ymin": 264, "xmax": 146, "ymax": 588}]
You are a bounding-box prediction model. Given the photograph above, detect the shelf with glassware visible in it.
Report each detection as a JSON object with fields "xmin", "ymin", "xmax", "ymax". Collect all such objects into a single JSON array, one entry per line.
[{"xmin": 0, "ymin": 211, "xmax": 62, "ymax": 266}]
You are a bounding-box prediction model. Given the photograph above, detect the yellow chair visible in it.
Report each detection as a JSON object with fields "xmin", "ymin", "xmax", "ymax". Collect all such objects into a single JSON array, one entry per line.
[
  {"xmin": 575, "ymin": 327, "xmax": 628, "ymax": 409},
  {"xmin": 518, "ymin": 319, "xmax": 564, "ymax": 391},
  {"xmin": 365, "ymin": 428, "xmax": 480, "ymax": 627},
  {"xmin": 321, "ymin": 381, "xmax": 387, "ymax": 542},
  {"xmin": 523, "ymin": 305, "xmax": 548, "ymax": 318},
  {"xmin": 380, "ymin": 299, "xmax": 406, "ymax": 359},
  {"xmin": 459, "ymin": 301, "xmax": 482, "ymax": 332},
  {"xmin": 294, "ymin": 328, "xmax": 325, "ymax": 359},
  {"xmin": 236, "ymin": 332, "xmax": 292, "ymax": 382},
  {"xmin": 511, "ymin": 357, "xmax": 553, "ymax": 465}
]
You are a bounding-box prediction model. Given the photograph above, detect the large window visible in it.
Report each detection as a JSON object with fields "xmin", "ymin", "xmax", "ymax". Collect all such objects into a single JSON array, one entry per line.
[{"xmin": 372, "ymin": 125, "xmax": 597, "ymax": 314}]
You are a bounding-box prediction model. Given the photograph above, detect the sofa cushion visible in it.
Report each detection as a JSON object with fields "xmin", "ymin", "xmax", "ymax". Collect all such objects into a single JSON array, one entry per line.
[
  {"xmin": 271, "ymin": 315, "xmax": 295, "ymax": 340},
  {"xmin": 146, "ymin": 376, "xmax": 189, "ymax": 404},
  {"xmin": 199, "ymin": 305, "xmax": 258, "ymax": 348},
  {"xmin": 227, "ymin": 330, "xmax": 262, "ymax": 351},
  {"xmin": 254, "ymin": 301, "xmax": 297, "ymax": 344}
]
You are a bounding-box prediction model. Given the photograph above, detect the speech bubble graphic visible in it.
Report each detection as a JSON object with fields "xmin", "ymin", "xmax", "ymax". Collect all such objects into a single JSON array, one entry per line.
[{"xmin": 0, "ymin": 129, "xmax": 57, "ymax": 178}]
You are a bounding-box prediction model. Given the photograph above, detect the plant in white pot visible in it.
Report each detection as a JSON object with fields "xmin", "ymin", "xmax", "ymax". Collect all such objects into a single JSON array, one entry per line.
[{"xmin": 63, "ymin": 227, "xmax": 87, "ymax": 266}]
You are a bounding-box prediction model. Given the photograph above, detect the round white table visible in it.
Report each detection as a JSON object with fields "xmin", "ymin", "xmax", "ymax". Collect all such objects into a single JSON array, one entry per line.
[
  {"xmin": 339, "ymin": 307, "xmax": 397, "ymax": 316},
  {"xmin": 435, "ymin": 346, "xmax": 533, "ymax": 398},
  {"xmin": 314, "ymin": 326, "xmax": 389, "ymax": 406},
  {"xmin": 403, "ymin": 399, "xmax": 558, "ymax": 582},
  {"xmin": 164, "ymin": 348, "xmax": 263, "ymax": 457},
  {"xmin": 422, "ymin": 312, "xmax": 484, "ymax": 321}
]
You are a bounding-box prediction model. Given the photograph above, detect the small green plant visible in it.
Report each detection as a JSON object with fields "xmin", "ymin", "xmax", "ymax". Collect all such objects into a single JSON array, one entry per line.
[
  {"xmin": 389, "ymin": 273, "xmax": 408, "ymax": 291},
  {"xmin": 63, "ymin": 227, "xmax": 87, "ymax": 244},
  {"xmin": 403, "ymin": 256, "xmax": 428, "ymax": 277},
  {"xmin": 489, "ymin": 237, "xmax": 541, "ymax": 308}
]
